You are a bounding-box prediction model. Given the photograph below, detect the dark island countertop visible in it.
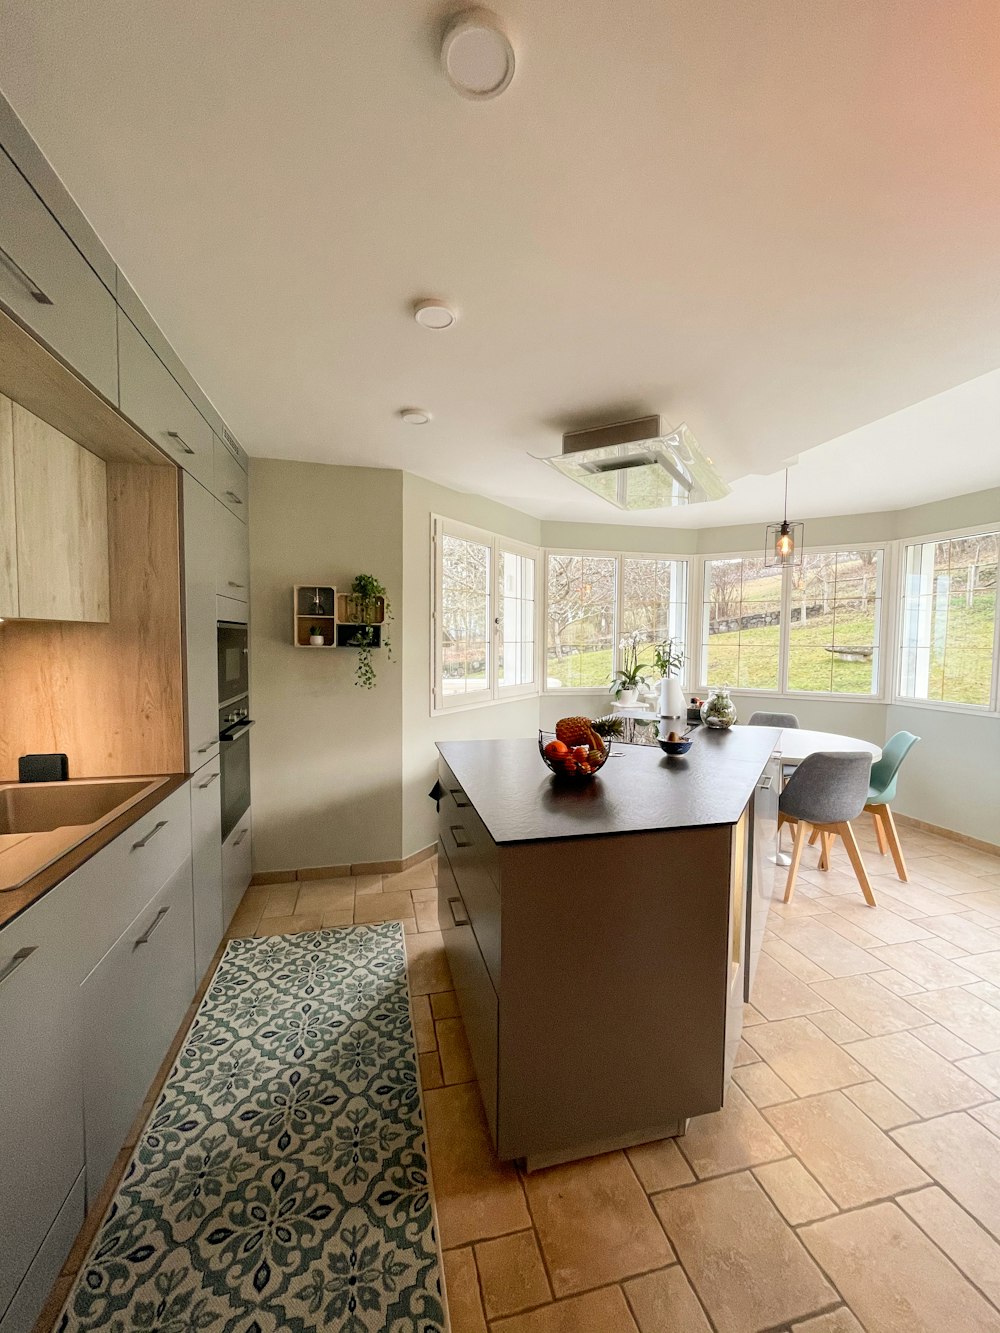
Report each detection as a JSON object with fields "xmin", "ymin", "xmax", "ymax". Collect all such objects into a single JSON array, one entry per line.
[{"xmin": 436, "ymin": 726, "xmax": 779, "ymax": 844}]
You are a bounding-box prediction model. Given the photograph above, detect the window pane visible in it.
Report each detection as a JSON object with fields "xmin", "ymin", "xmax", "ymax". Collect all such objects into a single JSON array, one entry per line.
[
  {"xmin": 787, "ymin": 549, "xmax": 881, "ymax": 695},
  {"xmin": 499, "ymin": 549, "xmax": 536, "ymax": 689},
  {"xmin": 898, "ymin": 532, "xmax": 997, "ymax": 706},
  {"xmin": 441, "ymin": 533, "xmax": 491, "ymax": 697},
  {"xmin": 545, "ymin": 554, "xmax": 616, "ymax": 688},
  {"xmin": 622, "ymin": 558, "xmax": 688, "ymax": 670},
  {"xmin": 702, "ymin": 558, "xmax": 780, "ymax": 691}
]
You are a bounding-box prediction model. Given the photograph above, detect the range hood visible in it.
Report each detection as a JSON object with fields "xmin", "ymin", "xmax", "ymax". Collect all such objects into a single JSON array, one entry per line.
[{"xmin": 536, "ymin": 415, "xmax": 730, "ymax": 511}]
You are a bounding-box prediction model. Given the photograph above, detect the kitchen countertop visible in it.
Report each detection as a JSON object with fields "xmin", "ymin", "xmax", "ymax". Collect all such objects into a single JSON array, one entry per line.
[
  {"xmin": 0, "ymin": 773, "xmax": 189, "ymax": 931},
  {"xmin": 436, "ymin": 727, "xmax": 778, "ymax": 845}
]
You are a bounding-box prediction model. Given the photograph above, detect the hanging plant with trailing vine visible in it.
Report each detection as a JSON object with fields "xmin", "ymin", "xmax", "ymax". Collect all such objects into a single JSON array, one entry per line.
[{"xmin": 347, "ymin": 573, "xmax": 394, "ymax": 689}]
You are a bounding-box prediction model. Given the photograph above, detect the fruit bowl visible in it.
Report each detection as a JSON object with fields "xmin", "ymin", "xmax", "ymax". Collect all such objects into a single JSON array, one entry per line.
[{"xmin": 538, "ymin": 729, "xmax": 609, "ymax": 780}]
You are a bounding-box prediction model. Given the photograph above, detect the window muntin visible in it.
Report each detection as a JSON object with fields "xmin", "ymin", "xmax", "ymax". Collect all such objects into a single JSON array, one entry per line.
[
  {"xmin": 702, "ymin": 556, "xmax": 781, "ymax": 691},
  {"xmin": 787, "ymin": 550, "xmax": 882, "ymax": 695},
  {"xmin": 440, "ymin": 532, "xmax": 492, "ymax": 699},
  {"xmin": 898, "ymin": 531, "xmax": 997, "ymax": 707},
  {"xmin": 544, "ymin": 553, "xmax": 617, "ymax": 689}
]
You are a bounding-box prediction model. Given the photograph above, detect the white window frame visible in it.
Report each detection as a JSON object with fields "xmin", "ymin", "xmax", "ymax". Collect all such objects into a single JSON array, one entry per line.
[
  {"xmin": 541, "ymin": 548, "xmax": 691, "ymax": 695},
  {"xmin": 695, "ymin": 543, "xmax": 891, "ymax": 702},
  {"xmin": 889, "ymin": 522, "xmax": 1000, "ymax": 716},
  {"xmin": 431, "ymin": 515, "xmax": 541, "ymax": 713}
]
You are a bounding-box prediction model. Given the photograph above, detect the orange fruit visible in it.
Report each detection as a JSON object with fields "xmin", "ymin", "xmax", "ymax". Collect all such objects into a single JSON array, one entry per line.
[{"xmin": 544, "ymin": 739, "xmax": 569, "ymax": 759}]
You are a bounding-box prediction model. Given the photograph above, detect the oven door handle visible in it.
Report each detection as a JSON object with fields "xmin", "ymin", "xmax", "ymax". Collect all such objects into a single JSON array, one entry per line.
[{"xmin": 220, "ymin": 719, "xmax": 255, "ymax": 743}]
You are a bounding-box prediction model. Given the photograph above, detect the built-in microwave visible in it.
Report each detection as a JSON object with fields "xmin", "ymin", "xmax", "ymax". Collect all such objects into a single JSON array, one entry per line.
[{"xmin": 218, "ymin": 620, "xmax": 249, "ymax": 706}]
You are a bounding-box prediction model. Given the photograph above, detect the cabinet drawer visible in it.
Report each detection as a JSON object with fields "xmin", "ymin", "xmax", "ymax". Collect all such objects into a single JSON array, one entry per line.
[
  {"xmin": 0, "ymin": 875, "xmax": 87, "ymax": 1319},
  {"xmin": 222, "ymin": 811, "xmax": 252, "ymax": 927},
  {"xmin": 77, "ymin": 783, "xmax": 193, "ymax": 965},
  {"xmin": 0, "ymin": 1169, "xmax": 84, "ymax": 1333},
  {"xmin": 0, "ymin": 149, "xmax": 118, "ymax": 402},
  {"xmin": 82, "ymin": 857, "xmax": 196, "ymax": 1201},
  {"xmin": 118, "ymin": 311, "xmax": 214, "ymax": 486},
  {"xmin": 214, "ymin": 435, "xmax": 248, "ymax": 519},
  {"xmin": 437, "ymin": 850, "xmax": 499, "ymax": 1143},
  {"xmin": 216, "ymin": 500, "xmax": 250, "ymax": 602}
]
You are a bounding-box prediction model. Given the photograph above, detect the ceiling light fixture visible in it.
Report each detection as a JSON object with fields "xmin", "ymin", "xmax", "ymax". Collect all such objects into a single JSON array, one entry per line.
[
  {"xmin": 399, "ymin": 408, "xmax": 432, "ymax": 425},
  {"xmin": 764, "ymin": 468, "xmax": 804, "ymax": 566},
  {"xmin": 413, "ymin": 298, "xmax": 457, "ymax": 330},
  {"xmin": 441, "ymin": 8, "xmax": 515, "ymax": 100}
]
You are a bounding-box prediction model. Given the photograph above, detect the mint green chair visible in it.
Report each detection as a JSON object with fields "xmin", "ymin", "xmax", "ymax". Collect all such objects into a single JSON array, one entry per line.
[{"xmin": 865, "ymin": 731, "xmax": 920, "ymax": 881}]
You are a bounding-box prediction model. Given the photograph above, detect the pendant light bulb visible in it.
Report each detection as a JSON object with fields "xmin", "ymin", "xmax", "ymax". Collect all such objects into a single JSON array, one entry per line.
[{"xmin": 777, "ymin": 521, "xmax": 794, "ymax": 560}]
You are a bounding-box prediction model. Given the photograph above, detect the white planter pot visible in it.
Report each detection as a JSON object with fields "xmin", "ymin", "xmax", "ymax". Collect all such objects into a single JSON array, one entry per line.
[
  {"xmin": 618, "ymin": 688, "xmax": 639, "ymax": 706},
  {"xmin": 658, "ymin": 675, "xmax": 686, "ymax": 717},
  {"xmin": 309, "ymin": 634, "xmax": 325, "ymax": 646}
]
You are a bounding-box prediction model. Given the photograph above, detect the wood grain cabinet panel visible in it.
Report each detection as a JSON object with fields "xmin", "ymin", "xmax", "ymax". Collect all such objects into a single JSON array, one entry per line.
[
  {"xmin": 12, "ymin": 402, "xmax": 109, "ymax": 622},
  {"xmin": 0, "ymin": 394, "xmax": 16, "ymax": 617}
]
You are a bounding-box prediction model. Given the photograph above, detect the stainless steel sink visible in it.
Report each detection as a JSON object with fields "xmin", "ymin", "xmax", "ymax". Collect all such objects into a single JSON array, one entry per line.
[{"xmin": 0, "ymin": 780, "xmax": 153, "ymax": 834}]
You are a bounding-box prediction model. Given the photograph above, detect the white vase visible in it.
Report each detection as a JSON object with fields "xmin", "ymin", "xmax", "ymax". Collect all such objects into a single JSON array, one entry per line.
[
  {"xmin": 618, "ymin": 688, "xmax": 638, "ymax": 706},
  {"xmin": 658, "ymin": 675, "xmax": 685, "ymax": 717}
]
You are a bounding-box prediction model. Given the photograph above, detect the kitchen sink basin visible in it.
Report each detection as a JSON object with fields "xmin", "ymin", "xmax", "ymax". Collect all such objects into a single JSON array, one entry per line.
[{"xmin": 0, "ymin": 779, "xmax": 158, "ymax": 835}]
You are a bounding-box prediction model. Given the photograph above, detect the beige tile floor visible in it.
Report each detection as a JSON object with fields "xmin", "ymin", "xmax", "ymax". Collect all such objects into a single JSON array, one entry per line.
[{"xmin": 36, "ymin": 826, "xmax": 1000, "ymax": 1333}]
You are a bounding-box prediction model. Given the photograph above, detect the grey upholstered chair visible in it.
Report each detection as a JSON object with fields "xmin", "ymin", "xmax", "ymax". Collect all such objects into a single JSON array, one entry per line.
[
  {"xmin": 779, "ymin": 751, "xmax": 875, "ymax": 906},
  {"xmin": 748, "ymin": 711, "xmax": 800, "ymax": 728}
]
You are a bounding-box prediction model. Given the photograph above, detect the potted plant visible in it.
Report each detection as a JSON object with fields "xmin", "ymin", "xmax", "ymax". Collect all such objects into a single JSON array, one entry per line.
[
  {"xmin": 347, "ymin": 573, "xmax": 393, "ymax": 689},
  {"xmin": 308, "ymin": 625, "xmax": 325, "ymax": 647},
  {"xmin": 609, "ymin": 631, "xmax": 649, "ymax": 705},
  {"xmin": 653, "ymin": 637, "xmax": 686, "ymax": 717}
]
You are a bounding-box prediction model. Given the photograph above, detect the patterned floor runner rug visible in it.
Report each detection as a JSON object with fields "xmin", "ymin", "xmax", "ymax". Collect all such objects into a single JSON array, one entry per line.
[{"xmin": 56, "ymin": 922, "xmax": 446, "ymax": 1333}]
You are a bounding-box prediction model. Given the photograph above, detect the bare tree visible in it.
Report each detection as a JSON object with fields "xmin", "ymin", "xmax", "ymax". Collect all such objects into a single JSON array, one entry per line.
[{"xmin": 708, "ymin": 560, "xmax": 741, "ymax": 625}]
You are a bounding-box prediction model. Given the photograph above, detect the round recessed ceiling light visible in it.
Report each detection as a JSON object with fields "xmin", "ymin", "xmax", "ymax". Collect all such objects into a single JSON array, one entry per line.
[
  {"xmin": 413, "ymin": 298, "xmax": 457, "ymax": 330},
  {"xmin": 441, "ymin": 8, "xmax": 515, "ymax": 100},
  {"xmin": 399, "ymin": 408, "xmax": 432, "ymax": 425}
]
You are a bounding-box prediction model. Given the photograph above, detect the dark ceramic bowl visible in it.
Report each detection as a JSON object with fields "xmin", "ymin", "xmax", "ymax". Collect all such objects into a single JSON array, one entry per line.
[
  {"xmin": 538, "ymin": 729, "xmax": 609, "ymax": 780},
  {"xmin": 658, "ymin": 736, "xmax": 694, "ymax": 757}
]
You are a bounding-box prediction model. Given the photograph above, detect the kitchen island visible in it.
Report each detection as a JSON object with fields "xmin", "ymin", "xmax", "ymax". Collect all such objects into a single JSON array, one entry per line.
[{"xmin": 435, "ymin": 728, "xmax": 780, "ymax": 1169}]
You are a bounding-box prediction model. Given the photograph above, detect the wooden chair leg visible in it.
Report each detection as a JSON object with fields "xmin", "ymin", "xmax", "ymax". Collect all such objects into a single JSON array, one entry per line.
[
  {"xmin": 873, "ymin": 810, "xmax": 889, "ymax": 855},
  {"xmin": 808, "ymin": 827, "xmax": 820, "ymax": 847},
  {"xmin": 838, "ymin": 821, "xmax": 877, "ymax": 907},
  {"xmin": 879, "ymin": 804, "xmax": 909, "ymax": 883},
  {"xmin": 819, "ymin": 831, "xmax": 833, "ymax": 871},
  {"xmin": 783, "ymin": 820, "xmax": 810, "ymax": 904}
]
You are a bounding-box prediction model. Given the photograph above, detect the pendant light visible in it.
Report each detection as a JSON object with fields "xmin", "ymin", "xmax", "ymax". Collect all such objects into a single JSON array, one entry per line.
[{"xmin": 764, "ymin": 469, "xmax": 804, "ymax": 567}]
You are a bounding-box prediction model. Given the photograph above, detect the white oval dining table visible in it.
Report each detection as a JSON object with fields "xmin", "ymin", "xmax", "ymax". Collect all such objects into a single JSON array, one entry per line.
[{"xmin": 757, "ymin": 726, "xmax": 882, "ymax": 765}]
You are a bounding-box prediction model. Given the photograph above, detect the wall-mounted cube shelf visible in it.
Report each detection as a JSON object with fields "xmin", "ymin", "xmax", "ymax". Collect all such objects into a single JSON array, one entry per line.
[
  {"xmin": 336, "ymin": 623, "xmax": 382, "ymax": 649},
  {"xmin": 336, "ymin": 592, "xmax": 385, "ymax": 625},
  {"xmin": 293, "ymin": 584, "xmax": 336, "ymax": 648}
]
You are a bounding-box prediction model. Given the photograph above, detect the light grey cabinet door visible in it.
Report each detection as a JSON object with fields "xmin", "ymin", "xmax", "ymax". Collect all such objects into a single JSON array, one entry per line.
[
  {"xmin": 0, "ymin": 872, "xmax": 87, "ymax": 1321},
  {"xmin": 182, "ymin": 474, "xmax": 220, "ymax": 768},
  {"xmin": 214, "ymin": 435, "xmax": 248, "ymax": 519},
  {"xmin": 117, "ymin": 310, "xmax": 214, "ymax": 486},
  {"xmin": 222, "ymin": 812, "xmax": 252, "ymax": 928},
  {"xmin": 216, "ymin": 499, "xmax": 250, "ymax": 603},
  {"xmin": 191, "ymin": 759, "xmax": 224, "ymax": 982},
  {"xmin": 81, "ymin": 857, "xmax": 196, "ymax": 1202},
  {"xmin": 0, "ymin": 1169, "xmax": 84, "ymax": 1333},
  {"xmin": 0, "ymin": 149, "xmax": 118, "ymax": 402}
]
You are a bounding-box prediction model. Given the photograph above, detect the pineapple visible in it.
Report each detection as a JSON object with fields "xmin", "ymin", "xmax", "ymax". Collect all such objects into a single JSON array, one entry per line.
[{"xmin": 555, "ymin": 716, "xmax": 606, "ymax": 754}]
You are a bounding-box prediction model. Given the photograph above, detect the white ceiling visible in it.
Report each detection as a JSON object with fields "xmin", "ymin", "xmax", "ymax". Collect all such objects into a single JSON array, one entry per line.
[{"xmin": 1, "ymin": 0, "xmax": 999, "ymax": 526}]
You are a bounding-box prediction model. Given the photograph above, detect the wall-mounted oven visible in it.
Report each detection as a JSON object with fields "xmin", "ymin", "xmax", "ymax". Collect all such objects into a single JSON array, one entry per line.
[{"xmin": 219, "ymin": 696, "xmax": 253, "ymax": 842}]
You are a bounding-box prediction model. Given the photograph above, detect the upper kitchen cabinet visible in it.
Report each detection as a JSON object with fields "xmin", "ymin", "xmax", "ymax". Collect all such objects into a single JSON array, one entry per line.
[
  {"xmin": 117, "ymin": 310, "xmax": 214, "ymax": 489},
  {"xmin": 10, "ymin": 400, "xmax": 109, "ymax": 623},
  {"xmin": 0, "ymin": 396, "xmax": 16, "ymax": 618},
  {"xmin": 0, "ymin": 149, "xmax": 118, "ymax": 405},
  {"xmin": 214, "ymin": 434, "xmax": 248, "ymax": 520},
  {"xmin": 216, "ymin": 500, "xmax": 250, "ymax": 608}
]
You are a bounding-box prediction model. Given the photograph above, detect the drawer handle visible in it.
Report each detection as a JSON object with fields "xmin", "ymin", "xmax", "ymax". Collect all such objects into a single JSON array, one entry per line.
[
  {"xmin": 448, "ymin": 787, "xmax": 472, "ymax": 808},
  {"xmin": 759, "ymin": 776, "xmax": 773, "ymax": 791},
  {"xmin": 166, "ymin": 430, "xmax": 195, "ymax": 455},
  {"xmin": 0, "ymin": 946, "xmax": 37, "ymax": 988},
  {"xmin": 132, "ymin": 820, "xmax": 168, "ymax": 850},
  {"xmin": 198, "ymin": 772, "xmax": 220, "ymax": 788},
  {"xmin": 0, "ymin": 244, "xmax": 53, "ymax": 305},
  {"xmin": 225, "ymin": 490, "xmax": 244, "ymax": 505},
  {"xmin": 196, "ymin": 743, "xmax": 216, "ymax": 754},
  {"xmin": 134, "ymin": 905, "xmax": 170, "ymax": 947},
  {"xmin": 447, "ymin": 897, "xmax": 470, "ymax": 928},
  {"xmin": 227, "ymin": 581, "xmax": 246, "ymax": 589},
  {"xmin": 234, "ymin": 827, "xmax": 250, "ymax": 846},
  {"xmin": 449, "ymin": 825, "xmax": 472, "ymax": 849}
]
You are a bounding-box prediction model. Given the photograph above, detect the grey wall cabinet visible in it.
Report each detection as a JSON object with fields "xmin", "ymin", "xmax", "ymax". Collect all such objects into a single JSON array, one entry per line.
[
  {"xmin": 216, "ymin": 499, "xmax": 250, "ymax": 604},
  {"xmin": 81, "ymin": 856, "xmax": 196, "ymax": 1202},
  {"xmin": 214, "ymin": 435, "xmax": 248, "ymax": 519},
  {"xmin": 182, "ymin": 474, "xmax": 221, "ymax": 768},
  {"xmin": 117, "ymin": 310, "xmax": 214, "ymax": 488},
  {"xmin": 0, "ymin": 149, "xmax": 118, "ymax": 403},
  {"xmin": 191, "ymin": 759, "xmax": 224, "ymax": 980},
  {"xmin": 0, "ymin": 869, "xmax": 88, "ymax": 1324},
  {"xmin": 222, "ymin": 810, "xmax": 252, "ymax": 928}
]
